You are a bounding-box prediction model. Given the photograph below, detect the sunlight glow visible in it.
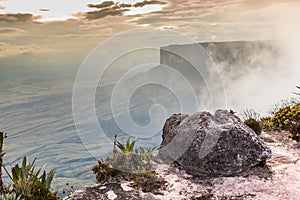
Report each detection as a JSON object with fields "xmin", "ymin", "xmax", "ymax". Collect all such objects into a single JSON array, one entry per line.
[{"xmin": 0, "ymin": 0, "xmax": 165, "ymax": 21}]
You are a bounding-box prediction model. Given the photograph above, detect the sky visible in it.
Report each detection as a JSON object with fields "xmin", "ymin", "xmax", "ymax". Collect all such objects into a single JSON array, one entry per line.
[
  {"xmin": 0, "ymin": 0, "xmax": 166, "ymax": 21},
  {"xmin": 1, "ymin": 0, "xmax": 299, "ymax": 61},
  {"xmin": 1, "ymin": 0, "xmax": 300, "ymax": 113}
]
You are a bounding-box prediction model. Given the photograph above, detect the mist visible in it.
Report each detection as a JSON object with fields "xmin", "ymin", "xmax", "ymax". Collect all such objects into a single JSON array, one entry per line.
[{"xmin": 209, "ymin": 2, "xmax": 300, "ymax": 116}]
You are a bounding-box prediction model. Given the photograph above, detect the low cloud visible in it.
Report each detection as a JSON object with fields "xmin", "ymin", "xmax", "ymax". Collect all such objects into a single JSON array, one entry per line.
[
  {"xmin": 83, "ymin": 0, "xmax": 166, "ymax": 20},
  {"xmin": 119, "ymin": 3, "xmax": 132, "ymax": 8},
  {"xmin": 0, "ymin": 27, "xmax": 26, "ymax": 37},
  {"xmin": 133, "ymin": 0, "xmax": 167, "ymax": 7},
  {"xmin": 39, "ymin": 8, "xmax": 50, "ymax": 12},
  {"xmin": 0, "ymin": 13, "xmax": 40, "ymax": 23},
  {"xmin": 85, "ymin": 8, "xmax": 128, "ymax": 20},
  {"xmin": 88, "ymin": 1, "xmax": 115, "ymax": 9},
  {"xmin": 0, "ymin": 27, "xmax": 26, "ymax": 33},
  {"xmin": 0, "ymin": 42, "xmax": 53, "ymax": 57},
  {"xmin": 241, "ymin": 0, "xmax": 292, "ymax": 9}
]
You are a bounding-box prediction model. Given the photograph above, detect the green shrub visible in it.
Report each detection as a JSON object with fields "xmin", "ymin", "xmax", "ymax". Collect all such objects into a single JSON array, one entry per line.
[
  {"xmin": 260, "ymin": 117, "xmax": 273, "ymax": 130},
  {"xmin": 288, "ymin": 121, "xmax": 300, "ymax": 142},
  {"xmin": 112, "ymin": 136, "xmax": 156, "ymax": 173},
  {"xmin": 93, "ymin": 135, "xmax": 157, "ymax": 183},
  {"xmin": 92, "ymin": 160, "xmax": 119, "ymax": 182},
  {"xmin": 268, "ymin": 98, "xmax": 299, "ymax": 116},
  {"xmin": 244, "ymin": 118, "xmax": 262, "ymax": 135},
  {"xmin": 240, "ymin": 109, "xmax": 262, "ymax": 135},
  {"xmin": 11, "ymin": 157, "xmax": 58, "ymax": 200},
  {"xmin": 240, "ymin": 109, "xmax": 261, "ymax": 121},
  {"xmin": 270, "ymin": 103, "xmax": 300, "ymax": 129},
  {"xmin": 268, "ymin": 101, "xmax": 300, "ymax": 141},
  {"xmin": 270, "ymin": 106, "xmax": 292, "ymax": 128}
]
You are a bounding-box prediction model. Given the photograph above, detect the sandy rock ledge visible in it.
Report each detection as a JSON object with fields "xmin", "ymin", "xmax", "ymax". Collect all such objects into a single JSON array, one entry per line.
[{"xmin": 68, "ymin": 131, "xmax": 300, "ymax": 200}]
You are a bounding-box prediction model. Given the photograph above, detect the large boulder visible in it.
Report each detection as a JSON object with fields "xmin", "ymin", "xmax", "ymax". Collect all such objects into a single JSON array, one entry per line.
[{"xmin": 159, "ymin": 110, "xmax": 272, "ymax": 176}]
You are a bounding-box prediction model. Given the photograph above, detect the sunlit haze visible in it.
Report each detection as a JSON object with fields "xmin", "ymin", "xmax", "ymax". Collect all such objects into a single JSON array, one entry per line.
[{"xmin": 0, "ymin": 0, "xmax": 166, "ymax": 21}]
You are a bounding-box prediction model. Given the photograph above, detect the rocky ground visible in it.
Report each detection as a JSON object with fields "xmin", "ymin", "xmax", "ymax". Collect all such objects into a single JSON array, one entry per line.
[{"xmin": 68, "ymin": 130, "xmax": 300, "ymax": 200}]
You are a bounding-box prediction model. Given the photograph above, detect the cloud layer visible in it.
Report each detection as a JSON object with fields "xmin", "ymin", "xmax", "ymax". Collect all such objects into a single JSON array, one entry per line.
[
  {"xmin": 82, "ymin": 0, "xmax": 167, "ymax": 20},
  {"xmin": 0, "ymin": 0, "xmax": 299, "ymax": 58},
  {"xmin": 0, "ymin": 42, "xmax": 53, "ymax": 57},
  {"xmin": 0, "ymin": 13, "xmax": 39, "ymax": 22}
]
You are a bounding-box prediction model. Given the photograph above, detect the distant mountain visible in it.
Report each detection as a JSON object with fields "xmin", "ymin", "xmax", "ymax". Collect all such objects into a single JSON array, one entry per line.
[
  {"xmin": 162, "ymin": 40, "xmax": 279, "ymax": 82},
  {"xmin": 95, "ymin": 40, "xmax": 280, "ymax": 141}
]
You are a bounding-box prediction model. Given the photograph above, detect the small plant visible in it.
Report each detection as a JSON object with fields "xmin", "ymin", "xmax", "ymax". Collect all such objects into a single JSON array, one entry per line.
[
  {"xmin": 293, "ymin": 86, "xmax": 300, "ymax": 96},
  {"xmin": 268, "ymin": 97, "xmax": 300, "ymax": 116},
  {"xmin": 93, "ymin": 135, "xmax": 157, "ymax": 183},
  {"xmin": 110, "ymin": 136, "xmax": 156, "ymax": 173},
  {"xmin": 244, "ymin": 118, "xmax": 262, "ymax": 135},
  {"xmin": 0, "ymin": 193, "xmax": 21, "ymax": 200},
  {"xmin": 240, "ymin": 109, "xmax": 261, "ymax": 121},
  {"xmin": 115, "ymin": 137, "xmax": 136, "ymax": 156},
  {"xmin": 0, "ymin": 133, "xmax": 62, "ymax": 199},
  {"xmin": 133, "ymin": 147, "xmax": 157, "ymax": 171},
  {"xmin": 11, "ymin": 156, "xmax": 58, "ymax": 200},
  {"xmin": 240, "ymin": 109, "xmax": 262, "ymax": 135},
  {"xmin": 92, "ymin": 160, "xmax": 119, "ymax": 182},
  {"xmin": 0, "ymin": 132, "xmax": 6, "ymax": 194}
]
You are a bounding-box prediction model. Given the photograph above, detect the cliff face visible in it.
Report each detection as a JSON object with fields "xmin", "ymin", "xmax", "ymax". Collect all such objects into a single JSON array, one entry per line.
[
  {"xmin": 161, "ymin": 41, "xmax": 279, "ymax": 82},
  {"xmin": 159, "ymin": 40, "xmax": 282, "ymax": 113}
]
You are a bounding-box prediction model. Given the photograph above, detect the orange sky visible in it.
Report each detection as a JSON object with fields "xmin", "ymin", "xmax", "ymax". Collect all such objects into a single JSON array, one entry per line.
[{"xmin": 0, "ymin": 0, "xmax": 299, "ymax": 60}]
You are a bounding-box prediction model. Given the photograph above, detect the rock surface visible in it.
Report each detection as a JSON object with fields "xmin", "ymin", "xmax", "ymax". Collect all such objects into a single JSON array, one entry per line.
[
  {"xmin": 67, "ymin": 182, "xmax": 140, "ymax": 200},
  {"xmin": 159, "ymin": 110, "xmax": 272, "ymax": 176},
  {"xmin": 68, "ymin": 131, "xmax": 300, "ymax": 200}
]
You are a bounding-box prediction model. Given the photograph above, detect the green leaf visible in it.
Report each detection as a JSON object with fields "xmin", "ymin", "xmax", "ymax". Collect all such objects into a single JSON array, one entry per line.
[
  {"xmin": 34, "ymin": 167, "xmax": 42, "ymax": 177},
  {"xmin": 12, "ymin": 165, "xmax": 21, "ymax": 182},
  {"xmin": 126, "ymin": 137, "xmax": 130, "ymax": 149},
  {"xmin": 10, "ymin": 157, "xmax": 57, "ymax": 199},
  {"xmin": 152, "ymin": 146, "xmax": 158, "ymax": 151},
  {"xmin": 42, "ymin": 171, "xmax": 46, "ymax": 184},
  {"xmin": 21, "ymin": 157, "xmax": 27, "ymax": 178},
  {"xmin": 31, "ymin": 157, "xmax": 36, "ymax": 166},
  {"xmin": 46, "ymin": 169, "xmax": 55, "ymax": 189},
  {"xmin": 129, "ymin": 139, "xmax": 136, "ymax": 152},
  {"xmin": 116, "ymin": 141, "xmax": 125, "ymax": 152}
]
